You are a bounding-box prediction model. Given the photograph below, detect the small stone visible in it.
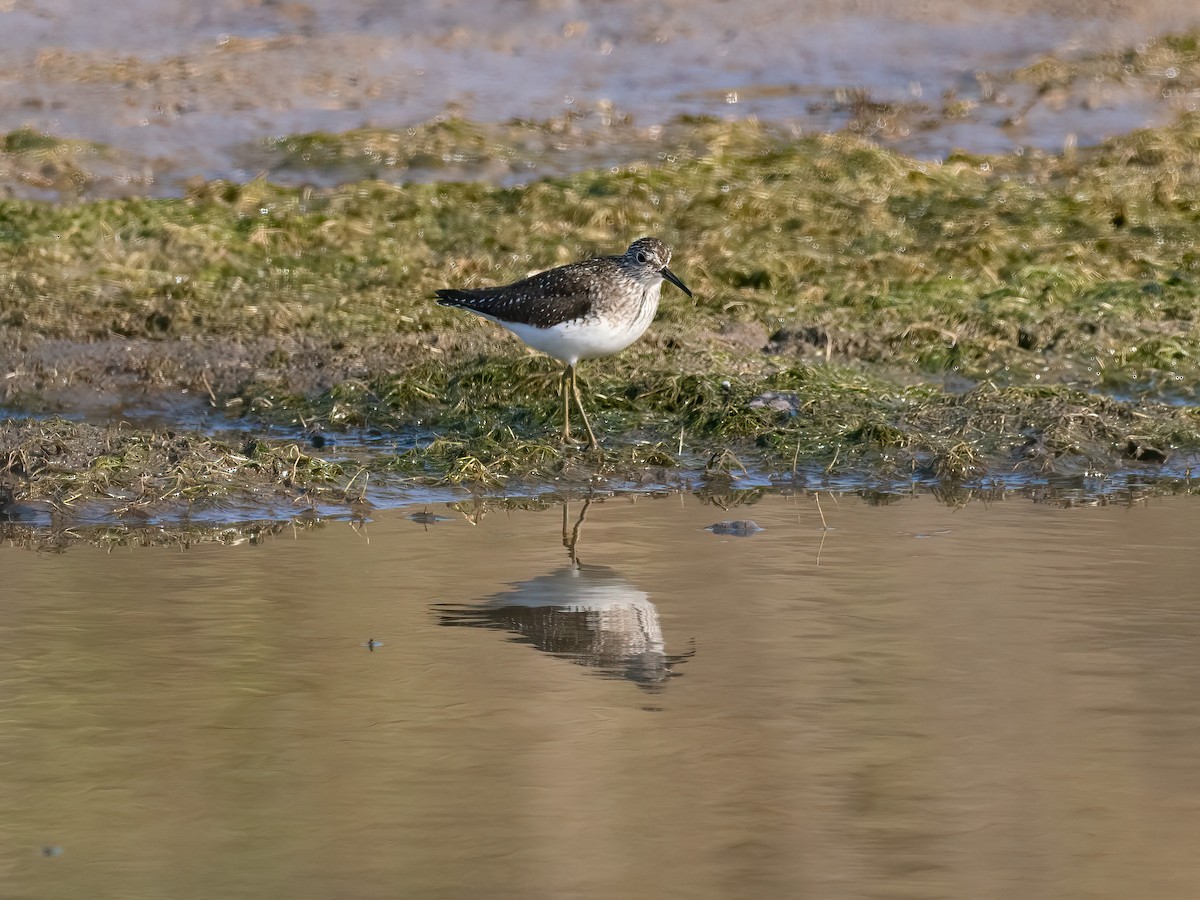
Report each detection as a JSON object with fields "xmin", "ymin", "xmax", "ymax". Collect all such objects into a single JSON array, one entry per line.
[
  {"xmin": 748, "ymin": 391, "xmax": 799, "ymax": 415},
  {"xmin": 1124, "ymin": 439, "xmax": 1167, "ymax": 464}
]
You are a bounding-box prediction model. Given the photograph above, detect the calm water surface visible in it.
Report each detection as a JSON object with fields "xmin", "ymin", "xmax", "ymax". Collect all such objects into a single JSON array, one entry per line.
[{"xmin": 4, "ymin": 492, "xmax": 1200, "ymax": 899}]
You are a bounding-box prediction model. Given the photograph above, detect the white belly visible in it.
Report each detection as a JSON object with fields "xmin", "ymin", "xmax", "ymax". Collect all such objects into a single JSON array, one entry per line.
[
  {"xmin": 502, "ymin": 317, "xmax": 643, "ymax": 363},
  {"xmin": 479, "ymin": 286, "xmax": 660, "ymax": 365}
]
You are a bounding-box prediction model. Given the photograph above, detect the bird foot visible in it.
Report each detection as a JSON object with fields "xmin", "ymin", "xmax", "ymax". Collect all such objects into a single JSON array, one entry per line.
[{"xmin": 561, "ymin": 433, "xmax": 602, "ymax": 452}]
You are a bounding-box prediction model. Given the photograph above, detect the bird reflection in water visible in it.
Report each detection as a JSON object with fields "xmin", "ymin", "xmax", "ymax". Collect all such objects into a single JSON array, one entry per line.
[{"xmin": 435, "ymin": 499, "xmax": 689, "ymax": 690}]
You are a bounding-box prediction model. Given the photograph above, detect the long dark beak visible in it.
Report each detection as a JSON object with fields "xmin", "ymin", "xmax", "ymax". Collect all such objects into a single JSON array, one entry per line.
[{"xmin": 661, "ymin": 266, "xmax": 692, "ymax": 297}]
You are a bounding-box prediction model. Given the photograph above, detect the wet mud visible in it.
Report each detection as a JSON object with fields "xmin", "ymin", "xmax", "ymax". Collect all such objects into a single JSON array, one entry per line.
[{"xmin": 3, "ymin": 1, "xmax": 1200, "ymax": 198}]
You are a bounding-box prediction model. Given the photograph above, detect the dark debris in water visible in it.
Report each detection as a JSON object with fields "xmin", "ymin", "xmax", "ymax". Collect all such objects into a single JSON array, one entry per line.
[
  {"xmin": 408, "ymin": 509, "xmax": 453, "ymax": 525},
  {"xmin": 1, "ymin": 475, "xmax": 1197, "ymax": 553},
  {"xmin": 706, "ymin": 520, "xmax": 764, "ymax": 537}
]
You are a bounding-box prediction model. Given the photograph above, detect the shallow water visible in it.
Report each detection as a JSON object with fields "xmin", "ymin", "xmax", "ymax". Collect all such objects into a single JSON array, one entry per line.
[{"xmin": 5, "ymin": 490, "xmax": 1200, "ymax": 898}]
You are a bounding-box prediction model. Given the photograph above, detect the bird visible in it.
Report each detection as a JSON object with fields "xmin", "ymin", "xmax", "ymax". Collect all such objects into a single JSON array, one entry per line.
[{"xmin": 435, "ymin": 237, "xmax": 692, "ymax": 450}]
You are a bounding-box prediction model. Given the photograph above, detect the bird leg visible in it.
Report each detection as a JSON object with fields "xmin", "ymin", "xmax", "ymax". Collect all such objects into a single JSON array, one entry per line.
[
  {"xmin": 569, "ymin": 364, "xmax": 600, "ymax": 451},
  {"xmin": 560, "ymin": 365, "xmax": 573, "ymax": 443}
]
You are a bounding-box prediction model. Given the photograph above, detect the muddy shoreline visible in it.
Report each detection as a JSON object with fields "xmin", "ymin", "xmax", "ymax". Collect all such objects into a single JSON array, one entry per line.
[
  {"xmin": 4, "ymin": 111, "xmax": 1200, "ymax": 529},
  {"xmin": 2, "ymin": 18, "xmax": 1200, "ymax": 536}
]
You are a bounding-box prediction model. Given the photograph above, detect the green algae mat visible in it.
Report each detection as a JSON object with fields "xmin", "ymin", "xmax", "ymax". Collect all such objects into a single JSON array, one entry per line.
[{"xmin": 2, "ymin": 113, "xmax": 1199, "ymax": 506}]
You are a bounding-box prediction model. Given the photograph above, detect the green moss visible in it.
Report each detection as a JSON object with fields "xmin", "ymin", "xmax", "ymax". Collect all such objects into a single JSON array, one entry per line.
[
  {"xmin": 1013, "ymin": 29, "xmax": 1200, "ymax": 92},
  {"xmin": 3, "ymin": 96, "xmax": 1200, "ymax": 486},
  {"xmin": 0, "ymin": 128, "xmax": 116, "ymax": 196},
  {"xmin": 218, "ymin": 349, "xmax": 1199, "ymax": 484},
  {"xmin": 259, "ymin": 117, "xmax": 511, "ymax": 179},
  {"xmin": 0, "ymin": 419, "xmax": 351, "ymax": 506},
  {"xmin": 4, "ymin": 128, "xmax": 63, "ymax": 154},
  {"xmin": 4, "ymin": 115, "xmax": 1199, "ymax": 387}
]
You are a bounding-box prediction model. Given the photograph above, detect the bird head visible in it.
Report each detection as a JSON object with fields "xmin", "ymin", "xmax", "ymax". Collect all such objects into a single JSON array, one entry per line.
[{"xmin": 625, "ymin": 237, "xmax": 692, "ymax": 297}]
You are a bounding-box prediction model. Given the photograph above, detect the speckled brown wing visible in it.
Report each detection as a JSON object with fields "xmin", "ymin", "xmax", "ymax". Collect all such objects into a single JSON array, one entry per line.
[{"xmin": 435, "ymin": 258, "xmax": 612, "ymax": 328}]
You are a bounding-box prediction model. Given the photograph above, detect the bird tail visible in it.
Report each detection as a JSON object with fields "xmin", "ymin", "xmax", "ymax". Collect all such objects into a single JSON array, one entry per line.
[{"xmin": 435, "ymin": 289, "xmax": 473, "ymax": 308}]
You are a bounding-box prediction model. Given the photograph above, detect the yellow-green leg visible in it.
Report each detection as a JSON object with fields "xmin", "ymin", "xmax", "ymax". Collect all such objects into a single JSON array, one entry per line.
[
  {"xmin": 559, "ymin": 366, "xmax": 572, "ymax": 443},
  {"xmin": 569, "ymin": 364, "xmax": 600, "ymax": 451}
]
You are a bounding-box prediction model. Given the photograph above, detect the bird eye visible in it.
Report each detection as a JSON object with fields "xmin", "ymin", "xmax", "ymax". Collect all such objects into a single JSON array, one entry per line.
[{"xmin": 636, "ymin": 251, "xmax": 648, "ymax": 264}]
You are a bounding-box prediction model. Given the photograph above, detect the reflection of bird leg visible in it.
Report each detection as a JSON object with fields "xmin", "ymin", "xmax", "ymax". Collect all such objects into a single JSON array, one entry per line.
[{"xmin": 561, "ymin": 497, "xmax": 592, "ymax": 568}]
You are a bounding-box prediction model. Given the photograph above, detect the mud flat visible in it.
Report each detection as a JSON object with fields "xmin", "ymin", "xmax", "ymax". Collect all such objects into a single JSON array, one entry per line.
[{"xmin": 2, "ymin": 28, "xmax": 1199, "ymax": 536}]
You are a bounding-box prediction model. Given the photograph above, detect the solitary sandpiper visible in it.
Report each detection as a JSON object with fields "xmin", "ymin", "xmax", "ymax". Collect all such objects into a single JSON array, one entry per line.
[{"xmin": 435, "ymin": 237, "xmax": 692, "ymax": 450}]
